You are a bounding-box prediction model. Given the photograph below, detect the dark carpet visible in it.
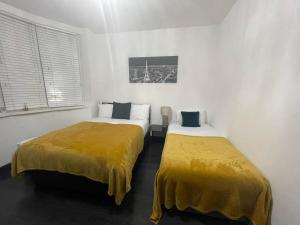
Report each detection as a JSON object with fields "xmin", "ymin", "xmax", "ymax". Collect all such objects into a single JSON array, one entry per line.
[{"xmin": 0, "ymin": 140, "xmax": 246, "ymax": 225}]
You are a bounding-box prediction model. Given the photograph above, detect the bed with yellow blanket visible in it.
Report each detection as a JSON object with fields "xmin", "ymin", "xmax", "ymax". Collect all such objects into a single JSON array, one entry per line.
[
  {"xmin": 12, "ymin": 121, "xmax": 145, "ymax": 205},
  {"xmin": 151, "ymin": 124, "xmax": 272, "ymax": 225}
]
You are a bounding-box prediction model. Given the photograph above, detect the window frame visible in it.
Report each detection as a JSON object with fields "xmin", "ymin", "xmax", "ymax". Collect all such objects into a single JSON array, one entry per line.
[{"xmin": 0, "ymin": 10, "xmax": 85, "ymax": 117}]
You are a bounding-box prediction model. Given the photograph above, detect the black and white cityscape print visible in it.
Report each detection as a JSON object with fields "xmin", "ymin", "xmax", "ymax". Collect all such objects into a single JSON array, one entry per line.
[{"xmin": 129, "ymin": 56, "xmax": 178, "ymax": 83}]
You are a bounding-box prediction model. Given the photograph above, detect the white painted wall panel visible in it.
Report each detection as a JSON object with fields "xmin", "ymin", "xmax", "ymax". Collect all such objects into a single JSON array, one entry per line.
[{"xmin": 212, "ymin": 1, "xmax": 300, "ymax": 225}]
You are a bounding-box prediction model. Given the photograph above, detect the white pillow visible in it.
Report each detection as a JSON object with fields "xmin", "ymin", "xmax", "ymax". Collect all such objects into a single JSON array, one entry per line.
[
  {"xmin": 130, "ymin": 104, "xmax": 150, "ymax": 121},
  {"xmin": 176, "ymin": 109, "xmax": 207, "ymax": 126},
  {"xmin": 98, "ymin": 103, "xmax": 113, "ymax": 118}
]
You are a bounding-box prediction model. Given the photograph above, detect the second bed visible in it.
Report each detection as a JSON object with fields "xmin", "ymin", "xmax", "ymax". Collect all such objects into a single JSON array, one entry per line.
[{"xmin": 151, "ymin": 123, "xmax": 272, "ymax": 225}]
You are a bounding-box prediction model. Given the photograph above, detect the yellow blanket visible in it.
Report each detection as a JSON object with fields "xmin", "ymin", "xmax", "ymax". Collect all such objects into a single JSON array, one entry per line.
[
  {"xmin": 12, "ymin": 122, "xmax": 144, "ymax": 205},
  {"xmin": 151, "ymin": 134, "xmax": 272, "ymax": 225}
]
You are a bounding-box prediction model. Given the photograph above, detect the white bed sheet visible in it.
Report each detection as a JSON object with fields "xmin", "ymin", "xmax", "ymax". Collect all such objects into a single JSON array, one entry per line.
[
  {"xmin": 19, "ymin": 118, "xmax": 149, "ymax": 146},
  {"xmin": 167, "ymin": 123, "xmax": 224, "ymax": 137}
]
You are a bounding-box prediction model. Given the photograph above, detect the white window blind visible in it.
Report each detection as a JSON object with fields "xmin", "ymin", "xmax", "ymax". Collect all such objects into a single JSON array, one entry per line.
[
  {"xmin": 0, "ymin": 86, "xmax": 5, "ymax": 111},
  {"xmin": 36, "ymin": 27, "xmax": 83, "ymax": 108},
  {"xmin": 0, "ymin": 14, "xmax": 47, "ymax": 111}
]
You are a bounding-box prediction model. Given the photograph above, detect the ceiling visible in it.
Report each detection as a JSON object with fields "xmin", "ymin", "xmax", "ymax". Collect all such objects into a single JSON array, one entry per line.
[{"xmin": 0, "ymin": 0, "xmax": 237, "ymax": 33}]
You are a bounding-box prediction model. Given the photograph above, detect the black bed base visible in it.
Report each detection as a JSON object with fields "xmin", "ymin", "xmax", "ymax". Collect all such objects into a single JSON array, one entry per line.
[
  {"xmin": 27, "ymin": 169, "xmax": 111, "ymax": 199},
  {"xmin": 166, "ymin": 207, "xmax": 251, "ymax": 225}
]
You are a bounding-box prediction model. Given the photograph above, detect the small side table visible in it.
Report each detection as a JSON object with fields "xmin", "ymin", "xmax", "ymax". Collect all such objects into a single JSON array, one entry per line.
[{"xmin": 150, "ymin": 124, "xmax": 168, "ymax": 142}]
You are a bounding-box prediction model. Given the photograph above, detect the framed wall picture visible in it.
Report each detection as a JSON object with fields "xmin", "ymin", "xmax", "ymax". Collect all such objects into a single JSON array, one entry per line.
[{"xmin": 129, "ymin": 56, "xmax": 178, "ymax": 83}]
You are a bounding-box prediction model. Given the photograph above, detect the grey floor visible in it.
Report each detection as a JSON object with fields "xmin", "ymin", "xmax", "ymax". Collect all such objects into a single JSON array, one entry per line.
[{"xmin": 0, "ymin": 141, "xmax": 246, "ymax": 225}]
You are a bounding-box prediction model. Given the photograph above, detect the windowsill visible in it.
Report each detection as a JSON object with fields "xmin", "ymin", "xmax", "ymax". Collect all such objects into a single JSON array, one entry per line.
[{"xmin": 0, "ymin": 105, "xmax": 88, "ymax": 118}]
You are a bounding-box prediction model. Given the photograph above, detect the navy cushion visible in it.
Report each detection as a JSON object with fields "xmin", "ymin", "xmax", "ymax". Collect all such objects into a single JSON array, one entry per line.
[
  {"xmin": 112, "ymin": 102, "xmax": 131, "ymax": 119},
  {"xmin": 181, "ymin": 111, "xmax": 200, "ymax": 127}
]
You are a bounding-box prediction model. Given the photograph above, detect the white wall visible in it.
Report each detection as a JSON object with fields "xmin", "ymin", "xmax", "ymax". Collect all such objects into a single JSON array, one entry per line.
[
  {"xmin": 0, "ymin": 2, "xmax": 93, "ymax": 167},
  {"xmin": 212, "ymin": 0, "xmax": 300, "ymax": 225},
  {"xmin": 87, "ymin": 26, "xmax": 218, "ymax": 123}
]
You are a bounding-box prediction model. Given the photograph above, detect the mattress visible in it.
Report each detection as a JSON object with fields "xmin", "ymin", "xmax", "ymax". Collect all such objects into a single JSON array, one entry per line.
[{"xmin": 167, "ymin": 123, "xmax": 224, "ymax": 137}]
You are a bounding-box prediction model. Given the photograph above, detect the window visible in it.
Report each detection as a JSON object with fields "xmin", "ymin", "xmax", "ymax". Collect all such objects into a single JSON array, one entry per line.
[
  {"xmin": 37, "ymin": 27, "xmax": 83, "ymax": 107},
  {"xmin": 0, "ymin": 13, "xmax": 83, "ymax": 114},
  {"xmin": 0, "ymin": 14, "xmax": 47, "ymax": 111}
]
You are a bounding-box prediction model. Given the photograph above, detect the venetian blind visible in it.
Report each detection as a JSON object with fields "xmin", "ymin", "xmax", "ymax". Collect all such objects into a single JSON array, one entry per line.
[
  {"xmin": 0, "ymin": 86, "xmax": 4, "ymax": 111},
  {"xmin": 0, "ymin": 14, "xmax": 47, "ymax": 111},
  {"xmin": 36, "ymin": 26, "xmax": 83, "ymax": 107}
]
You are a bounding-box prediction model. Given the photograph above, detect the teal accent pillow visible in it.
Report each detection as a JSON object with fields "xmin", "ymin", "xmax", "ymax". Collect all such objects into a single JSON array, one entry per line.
[
  {"xmin": 112, "ymin": 102, "xmax": 131, "ymax": 119},
  {"xmin": 181, "ymin": 111, "xmax": 200, "ymax": 127}
]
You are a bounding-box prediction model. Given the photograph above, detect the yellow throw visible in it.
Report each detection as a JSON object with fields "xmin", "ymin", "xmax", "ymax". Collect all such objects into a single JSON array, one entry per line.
[
  {"xmin": 151, "ymin": 134, "xmax": 272, "ymax": 225},
  {"xmin": 12, "ymin": 122, "xmax": 144, "ymax": 205}
]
